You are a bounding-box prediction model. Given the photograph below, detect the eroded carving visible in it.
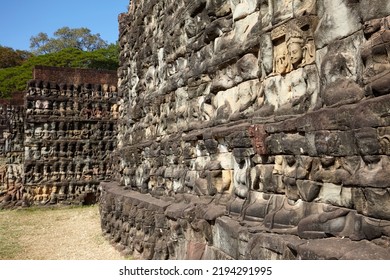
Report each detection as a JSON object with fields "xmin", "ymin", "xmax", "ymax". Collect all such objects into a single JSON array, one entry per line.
[
  {"xmin": 361, "ymin": 15, "xmax": 390, "ymax": 95},
  {"xmin": 271, "ymin": 16, "xmax": 318, "ymax": 75}
]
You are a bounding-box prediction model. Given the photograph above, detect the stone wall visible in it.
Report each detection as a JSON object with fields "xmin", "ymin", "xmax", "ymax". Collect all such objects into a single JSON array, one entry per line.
[
  {"xmin": 102, "ymin": 0, "xmax": 390, "ymax": 259},
  {"xmin": 33, "ymin": 66, "xmax": 118, "ymax": 87},
  {"xmin": 0, "ymin": 93, "xmax": 25, "ymax": 206},
  {"xmin": 0, "ymin": 66, "xmax": 119, "ymax": 208}
]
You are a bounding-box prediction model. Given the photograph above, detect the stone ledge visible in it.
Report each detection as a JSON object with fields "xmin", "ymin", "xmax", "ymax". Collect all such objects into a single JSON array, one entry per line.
[
  {"xmin": 101, "ymin": 182, "xmax": 171, "ymax": 213},
  {"xmin": 265, "ymin": 94, "xmax": 390, "ymax": 134},
  {"xmin": 100, "ymin": 183, "xmax": 390, "ymax": 260},
  {"xmin": 33, "ymin": 66, "xmax": 117, "ymax": 87}
]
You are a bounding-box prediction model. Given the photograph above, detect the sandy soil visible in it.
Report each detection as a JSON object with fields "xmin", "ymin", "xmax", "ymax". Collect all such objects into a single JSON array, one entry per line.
[{"xmin": 0, "ymin": 205, "xmax": 125, "ymax": 260}]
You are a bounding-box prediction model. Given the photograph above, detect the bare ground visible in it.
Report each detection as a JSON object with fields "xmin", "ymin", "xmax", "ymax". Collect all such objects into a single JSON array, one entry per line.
[{"xmin": 0, "ymin": 205, "xmax": 125, "ymax": 260}]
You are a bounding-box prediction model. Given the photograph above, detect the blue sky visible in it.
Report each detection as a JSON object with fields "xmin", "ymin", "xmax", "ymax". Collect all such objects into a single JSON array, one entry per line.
[{"xmin": 0, "ymin": 0, "xmax": 129, "ymax": 51}]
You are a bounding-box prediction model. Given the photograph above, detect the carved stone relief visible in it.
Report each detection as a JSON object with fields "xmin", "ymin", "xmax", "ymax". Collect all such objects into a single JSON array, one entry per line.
[
  {"xmin": 271, "ymin": 16, "xmax": 318, "ymax": 75},
  {"xmin": 93, "ymin": 0, "xmax": 390, "ymax": 260},
  {"xmin": 361, "ymin": 15, "xmax": 390, "ymax": 95}
]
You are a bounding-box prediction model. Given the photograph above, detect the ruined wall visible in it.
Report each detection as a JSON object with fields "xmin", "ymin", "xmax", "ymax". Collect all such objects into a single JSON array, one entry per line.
[
  {"xmin": 33, "ymin": 66, "xmax": 118, "ymax": 87},
  {"xmin": 0, "ymin": 66, "xmax": 119, "ymax": 208},
  {"xmin": 100, "ymin": 0, "xmax": 390, "ymax": 259},
  {"xmin": 0, "ymin": 93, "xmax": 25, "ymax": 207}
]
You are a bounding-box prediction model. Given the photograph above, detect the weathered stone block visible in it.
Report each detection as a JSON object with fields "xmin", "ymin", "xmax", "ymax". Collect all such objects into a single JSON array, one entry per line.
[
  {"xmin": 265, "ymin": 67, "xmax": 319, "ymax": 112},
  {"xmin": 322, "ymin": 79, "xmax": 365, "ymax": 107},
  {"xmin": 318, "ymin": 32, "xmax": 365, "ymax": 100},
  {"xmin": 213, "ymin": 216, "xmax": 240, "ymax": 259},
  {"xmin": 315, "ymin": 0, "xmax": 361, "ymax": 49},
  {"xmin": 204, "ymin": 138, "xmax": 219, "ymax": 154},
  {"xmin": 316, "ymin": 183, "xmax": 352, "ymax": 208},
  {"xmin": 314, "ymin": 130, "xmax": 357, "ymax": 156},
  {"xmin": 246, "ymin": 233, "xmax": 301, "ymax": 260},
  {"xmin": 378, "ymin": 127, "xmax": 390, "ymax": 154},
  {"xmin": 284, "ymin": 176, "xmax": 299, "ymax": 201},
  {"xmin": 342, "ymin": 156, "xmax": 390, "ymax": 188},
  {"xmin": 206, "ymin": 0, "xmax": 232, "ymax": 17},
  {"xmin": 296, "ymin": 237, "xmax": 390, "ymax": 260},
  {"xmin": 216, "ymin": 152, "xmax": 234, "ymax": 170},
  {"xmin": 296, "ymin": 180, "xmax": 322, "ymax": 202},
  {"xmin": 359, "ymin": 0, "xmax": 390, "ymax": 22},
  {"xmin": 354, "ymin": 128, "xmax": 381, "ymax": 155},
  {"xmin": 281, "ymin": 133, "xmax": 309, "ymax": 155},
  {"xmin": 353, "ymin": 187, "xmax": 390, "ymax": 220},
  {"xmin": 265, "ymin": 133, "xmax": 283, "ymax": 154}
]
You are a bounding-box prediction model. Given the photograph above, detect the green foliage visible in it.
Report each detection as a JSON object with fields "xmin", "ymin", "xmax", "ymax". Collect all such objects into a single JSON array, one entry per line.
[
  {"xmin": 30, "ymin": 27, "xmax": 108, "ymax": 55},
  {"xmin": 0, "ymin": 45, "xmax": 32, "ymax": 68},
  {"xmin": 0, "ymin": 44, "xmax": 119, "ymax": 97},
  {"xmin": 0, "ymin": 66, "xmax": 32, "ymax": 98}
]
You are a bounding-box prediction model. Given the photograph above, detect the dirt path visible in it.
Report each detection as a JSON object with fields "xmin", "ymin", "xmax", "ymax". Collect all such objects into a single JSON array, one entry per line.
[{"xmin": 0, "ymin": 205, "xmax": 125, "ymax": 260}]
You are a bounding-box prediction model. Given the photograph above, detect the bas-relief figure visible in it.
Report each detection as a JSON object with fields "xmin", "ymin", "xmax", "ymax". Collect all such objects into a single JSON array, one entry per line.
[
  {"xmin": 5, "ymin": 79, "xmax": 118, "ymax": 207},
  {"xmin": 271, "ymin": 16, "xmax": 317, "ymax": 75},
  {"xmin": 361, "ymin": 15, "xmax": 390, "ymax": 95},
  {"xmin": 3, "ymin": 0, "xmax": 390, "ymax": 261}
]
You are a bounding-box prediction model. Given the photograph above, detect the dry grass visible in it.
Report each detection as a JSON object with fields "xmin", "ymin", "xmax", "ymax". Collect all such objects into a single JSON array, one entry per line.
[{"xmin": 0, "ymin": 205, "xmax": 125, "ymax": 260}]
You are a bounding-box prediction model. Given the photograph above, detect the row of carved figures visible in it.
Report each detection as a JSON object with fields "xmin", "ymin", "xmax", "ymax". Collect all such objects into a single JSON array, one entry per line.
[
  {"xmin": 28, "ymin": 80, "xmax": 118, "ymax": 98},
  {"xmin": 24, "ymin": 160, "xmax": 113, "ymax": 184},
  {"xmin": 25, "ymin": 122, "xmax": 116, "ymax": 141},
  {"xmin": 25, "ymin": 140, "xmax": 115, "ymax": 160},
  {"xmin": 26, "ymin": 183, "xmax": 100, "ymax": 204},
  {"xmin": 26, "ymin": 100, "xmax": 121, "ymax": 119}
]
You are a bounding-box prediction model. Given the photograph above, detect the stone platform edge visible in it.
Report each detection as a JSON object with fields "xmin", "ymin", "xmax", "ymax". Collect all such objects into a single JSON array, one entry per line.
[{"xmin": 99, "ymin": 182, "xmax": 390, "ymax": 260}]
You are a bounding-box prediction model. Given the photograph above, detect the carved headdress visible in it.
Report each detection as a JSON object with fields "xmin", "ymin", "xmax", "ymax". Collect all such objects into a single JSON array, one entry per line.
[{"xmin": 286, "ymin": 22, "xmax": 304, "ymax": 47}]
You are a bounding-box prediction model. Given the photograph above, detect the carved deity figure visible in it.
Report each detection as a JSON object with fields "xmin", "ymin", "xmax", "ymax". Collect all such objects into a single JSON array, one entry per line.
[
  {"xmin": 42, "ymin": 100, "xmax": 50, "ymax": 114},
  {"xmin": 33, "ymin": 125, "xmax": 43, "ymax": 139},
  {"xmin": 233, "ymin": 152, "xmax": 252, "ymax": 199},
  {"xmin": 33, "ymin": 164, "xmax": 42, "ymax": 183},
  {"xmin": 41, "ymin": 146, "xmax": 52, "ymax": 160},
  {"xmin": 67, "ymin": 162, "xmax": 74, "ymax": 179},
  {"xmin": 286, "ymin": 24, "xmax": 305, "ymax": 69},
  {"xmin": 59, "ymin": 163, "xmax": 66, "ymax": 181},
  {"xmin": 40, "ymin": 185, "xmax": 50, "ymax": 204},
  {"xmin": 57, "ymin": 122, "xmax": 65, "ymax": 139},
  {"xmin": 25, "ymin": 146, "xmax": 32, "ymax": 161},
  {"xmin": 273, "ymin": 46, "xmax": 291, "ymax": 75},
  {"xmin": 82, "ymin": 162, "xmax": 92, "ymax": 180},
  {"xmin": 42, "ymin": 123, "xmax": 50, "ymax": 140},
  {"xmin": 111, "ymin": 103, "xmax": 120, "ymax": 119},
  {"xmin": 50, "ymin": 121, "xmax": 56, "ymax": 138},
  {"xmin": 72, "ymin": 122, "xmax": 81, "ymax": 139},
  {"xmin": 59, "ymin": 102, "xmax": 66, "ymax": 117},
  {"xmin": 361, "ymin": 16, "xmax": 390, "ymax": 95},
  {"xmin": 42, "ymin": 163, "xmax": 50, "ymax": 182},
  {"xmin": 271, "ymin": 16, "xmax": 317, "ymax": 75},
  {"xmin": 92, "ymin": 103, "xmax": 102, "ymax": 118},
  {"xmin": 75, "ymin": 162, "xmax": 82, "ymax": 180},
  {"xmin": 32, "ymin": 144, "xmax": 41, "ymax": 160},
  {"xmin": 59, "ymin": 142, "xmax": 67, "ymax": 158}
]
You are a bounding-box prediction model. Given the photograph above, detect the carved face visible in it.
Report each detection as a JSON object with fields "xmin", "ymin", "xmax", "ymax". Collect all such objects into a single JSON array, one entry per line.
[
  {"xmin": 363, "ymin": 19, "xmax": 381, "ymax": 35},
  {"xmin": 288, "ymin": 42, "xmax": 303, "ymax": 66},
  {"xmin": 275, "ymin": 53, "xmax": 288, "ymax": 74}
]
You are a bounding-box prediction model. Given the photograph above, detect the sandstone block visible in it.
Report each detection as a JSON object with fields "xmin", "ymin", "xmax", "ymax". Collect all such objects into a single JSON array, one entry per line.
[{"xmin": 315, "ymin": 0, "xmax": 361, "ymax": 49}]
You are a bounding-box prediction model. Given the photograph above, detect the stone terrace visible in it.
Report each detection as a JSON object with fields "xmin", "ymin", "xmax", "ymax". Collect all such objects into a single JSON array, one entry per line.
[
  {"xmin": 0, "ymin": 66, "xmax": 119, "ymax": 207},
  {"xmin": 100, "ymin": 0, "xmax": 390, "ymax": 260}
]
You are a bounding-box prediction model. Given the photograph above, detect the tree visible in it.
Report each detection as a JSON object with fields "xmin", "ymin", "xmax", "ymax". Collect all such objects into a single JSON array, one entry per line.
[
  {"xmin": 0, "ymin": 46, "xmax": 32, "ymax": 69},
  {"xmin": 0, "ymin": 45, "xmax": 119, "ymax": 97},
  {"xmin": 30, "ymin": 27, "xmax": 108, "ymax": 55}
]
